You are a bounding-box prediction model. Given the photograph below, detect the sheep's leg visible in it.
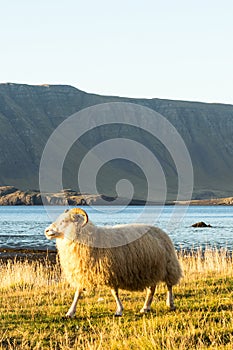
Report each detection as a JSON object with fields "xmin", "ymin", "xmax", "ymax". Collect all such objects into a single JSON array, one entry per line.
[
  {"xmin": 166, "ymin": 285, "xmax": 176, "ymax": 310},
  {"xmin": 66, "ymin": 289, "xmax": 82, "ymax": 318},
  {"xmin": 140, "ymin": 285, "xmax": 156, "ymax": 313},
  {"xmin": 111, "ymin": 288, "xmax": 124, "ymax": 316}
]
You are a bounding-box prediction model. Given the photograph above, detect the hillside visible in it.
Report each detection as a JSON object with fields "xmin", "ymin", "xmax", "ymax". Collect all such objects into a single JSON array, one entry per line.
[{"xmin": 0, "ymin": 83, "xmax": 233, "ymax": 200}]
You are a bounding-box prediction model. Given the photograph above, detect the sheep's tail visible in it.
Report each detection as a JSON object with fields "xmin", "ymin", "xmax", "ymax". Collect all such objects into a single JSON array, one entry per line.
[
  {"xmin": 151, "ymin": 227, "xmax": 183, "ymax": 286},
  {"xmin": 165, "ymin": 252, "xmax": 183, "ymax": 286}
]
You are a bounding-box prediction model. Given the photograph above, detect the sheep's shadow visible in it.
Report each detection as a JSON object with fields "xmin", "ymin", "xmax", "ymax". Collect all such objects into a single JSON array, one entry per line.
[
  {"xmin": 60, "ymin": 307, "xmax": 176, "ymax": 322},
  {"xmin": 61, "ymin": 311, "xmax": 111, "ymax": 321}
]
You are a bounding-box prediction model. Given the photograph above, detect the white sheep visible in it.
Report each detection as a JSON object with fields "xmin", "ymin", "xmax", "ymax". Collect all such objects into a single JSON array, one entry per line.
[{"xmin": 45, "ymin": 208, "xmax": 182, "ymax": 317}]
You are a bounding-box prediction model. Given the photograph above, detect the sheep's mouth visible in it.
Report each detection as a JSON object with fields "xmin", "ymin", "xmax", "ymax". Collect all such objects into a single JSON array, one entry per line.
[{"xmin": 45, "ymin": 230, "xmax": 61, "ymax": 239}]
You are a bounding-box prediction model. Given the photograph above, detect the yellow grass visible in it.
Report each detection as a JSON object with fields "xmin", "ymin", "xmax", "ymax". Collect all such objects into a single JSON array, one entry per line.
[{"xmin": 0, "ymin": 248, "xmax": 233, "ymax": 349}]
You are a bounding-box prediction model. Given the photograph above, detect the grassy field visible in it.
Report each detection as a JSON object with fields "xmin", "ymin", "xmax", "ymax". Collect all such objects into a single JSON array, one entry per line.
[{"xmin": 0, "ymin": 248, "xmax": 233, "ymax": 349}]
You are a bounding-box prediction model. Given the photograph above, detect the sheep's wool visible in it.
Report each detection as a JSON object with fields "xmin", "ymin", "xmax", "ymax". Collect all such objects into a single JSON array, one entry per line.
[{"xmin": 56, "ymin": 226, "xmax": 182, "ymax": 291}]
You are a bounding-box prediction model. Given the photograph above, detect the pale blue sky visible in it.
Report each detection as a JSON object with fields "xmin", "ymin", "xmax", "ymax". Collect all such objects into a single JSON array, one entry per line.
[{"xmin": 1, "ymin": 0, "xmax": 233, "ymax": 104}]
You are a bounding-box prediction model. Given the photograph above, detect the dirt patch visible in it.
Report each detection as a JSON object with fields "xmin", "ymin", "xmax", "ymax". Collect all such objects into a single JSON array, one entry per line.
[{"xmin": 0, "ymin": 248, "xmax": 57, "ymax": 264}]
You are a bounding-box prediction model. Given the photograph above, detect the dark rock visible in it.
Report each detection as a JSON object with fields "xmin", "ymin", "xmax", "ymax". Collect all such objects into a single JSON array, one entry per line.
[
  {"xmin": 192, "ymin": 221, "xmax": 212, "ymax": 228},
  {"xmin": 0, "ymin": 186, "xmax": 18, "ymax": 196}
]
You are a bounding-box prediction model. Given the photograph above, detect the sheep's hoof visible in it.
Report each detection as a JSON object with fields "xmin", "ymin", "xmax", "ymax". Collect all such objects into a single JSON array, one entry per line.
[
  {"xmin": 169, "ymin": 306, "xmax": 176, "ymax": 311},
  {"xmin": 114, "ymin": 312, "xmax": 123, "ymax": 317},
  {"xmin": 140, "ymin": 308, "xmax": 151, "ymax": 314},
  {"xmin": 61, "ymin": 315, "xmax": 73, "ymax": 320},
  {"xmin": 65, "ymin": 313, "xmax": 75, "ymax": 318}
]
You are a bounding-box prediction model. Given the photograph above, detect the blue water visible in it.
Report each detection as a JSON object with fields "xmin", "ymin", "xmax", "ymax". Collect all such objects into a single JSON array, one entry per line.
[{"xmin": 0, "ymin": 206, "xmax": 232, "ymax": 250}]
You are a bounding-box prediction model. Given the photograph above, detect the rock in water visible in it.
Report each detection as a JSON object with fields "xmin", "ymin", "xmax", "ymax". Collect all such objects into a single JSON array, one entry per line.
[{"xmin": 192, "ymin": 221, "xmax": 212, "ymax": 228}]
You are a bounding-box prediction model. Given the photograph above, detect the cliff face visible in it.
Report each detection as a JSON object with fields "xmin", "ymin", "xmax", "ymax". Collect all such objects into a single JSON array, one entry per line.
[{"xmin": 0, "ymin": 83, "xmax": 233, "ymax": 200}]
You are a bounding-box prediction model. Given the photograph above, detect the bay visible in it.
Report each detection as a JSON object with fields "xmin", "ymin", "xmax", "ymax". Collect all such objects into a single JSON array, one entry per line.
[{"xmin": 0, "ymin": 206, "xmax": 232, "ymax": 251}]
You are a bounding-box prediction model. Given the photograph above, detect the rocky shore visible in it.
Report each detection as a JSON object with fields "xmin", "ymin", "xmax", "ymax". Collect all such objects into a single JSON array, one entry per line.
[
  {"xmin": 0, "ymin": 186, "xmax": 109, "ymax": 206},
  {"xmin": 0, "ymin": 186, "xmax": 157, "ymax": 205},
  {"xmin": 175, "ymin": 197, "xmax": 233, "ymax": 205},
  {"xmin": 0, "ymin": 185, "xmax": 233, "ymax": 206}
]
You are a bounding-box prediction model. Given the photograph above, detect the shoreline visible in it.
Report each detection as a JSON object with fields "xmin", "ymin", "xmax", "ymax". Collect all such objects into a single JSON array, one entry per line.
[
  {"xmin": 0, "ymin": 200, "xmax": 233, "ymax": 206},
  {"xmin": 1, "ymin": 201, "xmax": 233, "ymax": 206},
  {"xmin": 1, "ymin": 186, "xmax": 233, "ymax": 206},
  {"xmin": 0, "ymin": 248, "xmax": 57, "ymax": 264}
]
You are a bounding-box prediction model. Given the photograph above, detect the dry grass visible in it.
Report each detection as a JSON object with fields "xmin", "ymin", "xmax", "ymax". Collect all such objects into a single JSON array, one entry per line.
[{"xmin": 0, "ymin": 248, "xmax": 233, "ymax": 349}]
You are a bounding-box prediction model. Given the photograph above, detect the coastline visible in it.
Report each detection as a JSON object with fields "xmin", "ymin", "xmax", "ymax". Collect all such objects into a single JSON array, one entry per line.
[{"xmin": 1, "ymin": 186, "xmax": 233, "ymax": 206}]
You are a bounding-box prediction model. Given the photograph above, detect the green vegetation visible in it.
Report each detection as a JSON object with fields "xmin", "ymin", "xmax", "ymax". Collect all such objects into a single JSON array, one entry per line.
[{"xmin": 0, "ymin": 248, "xmax": 233, "ymax": 349}]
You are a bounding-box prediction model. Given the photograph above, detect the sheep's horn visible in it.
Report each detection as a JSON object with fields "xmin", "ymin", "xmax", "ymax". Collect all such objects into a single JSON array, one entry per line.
[{"xmin": 69, "ymin": 208, "xmax": 88, "ymax": 226}]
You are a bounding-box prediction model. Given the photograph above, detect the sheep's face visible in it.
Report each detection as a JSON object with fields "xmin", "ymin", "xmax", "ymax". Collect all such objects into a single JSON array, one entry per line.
[
  {"xmin": 44, "ymin": 209, "xmax": 88, "ymax": 241},
  {"xmin": 45, "ymin": 222, "xmax": 63, "ymax": 239},
  {"xmin": 45, "ymin": 213, "xmax": 71, "ymax": 240}
]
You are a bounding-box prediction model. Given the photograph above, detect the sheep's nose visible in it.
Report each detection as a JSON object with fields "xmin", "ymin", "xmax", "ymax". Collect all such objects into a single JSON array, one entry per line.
[{"xmin": 45, "ymin": 228, "xmax": 50, "ymax": 233}]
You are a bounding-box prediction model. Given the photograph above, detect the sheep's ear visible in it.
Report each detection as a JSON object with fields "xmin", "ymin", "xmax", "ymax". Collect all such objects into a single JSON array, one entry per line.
[
  {"xmin": 71, "ymin": 214, "xmax": 86, "ymax": 227},
  {"xmin": 70, "ymin": 209, "xmax": 88, "ymax": 226}
]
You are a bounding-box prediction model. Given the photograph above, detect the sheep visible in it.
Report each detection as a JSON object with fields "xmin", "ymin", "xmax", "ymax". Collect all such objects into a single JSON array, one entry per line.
[{"xmin": 45, "ymin": 208, "xmax": 182, "ymax": 317}]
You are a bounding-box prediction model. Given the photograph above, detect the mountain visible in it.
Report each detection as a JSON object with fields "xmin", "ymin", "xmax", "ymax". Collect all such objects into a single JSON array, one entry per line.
[{"xmin": 0, "ymin": 82, "xmax": 233, "ymax": 201}]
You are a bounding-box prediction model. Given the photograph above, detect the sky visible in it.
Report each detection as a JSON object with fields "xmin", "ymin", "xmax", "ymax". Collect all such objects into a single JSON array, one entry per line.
[{"xmin": 1, "ymin": 0, "xmax": 233, "ymax": 104}]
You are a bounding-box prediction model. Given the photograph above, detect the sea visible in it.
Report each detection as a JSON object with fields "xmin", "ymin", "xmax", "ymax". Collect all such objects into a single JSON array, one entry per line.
[{"xmin": 0, "ymin": 205, "xmax": 232, "ymax": 251}]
